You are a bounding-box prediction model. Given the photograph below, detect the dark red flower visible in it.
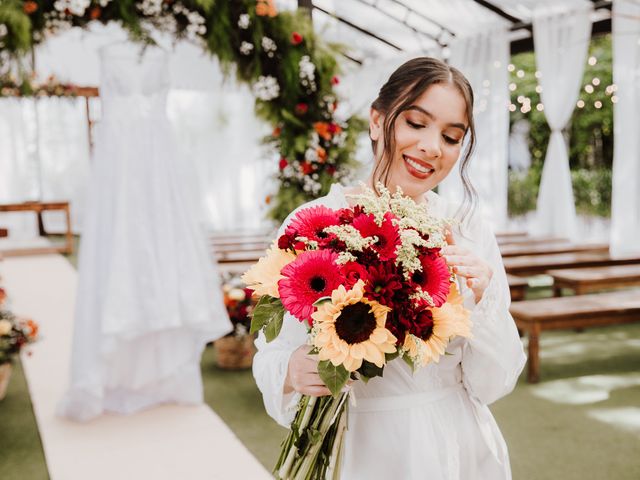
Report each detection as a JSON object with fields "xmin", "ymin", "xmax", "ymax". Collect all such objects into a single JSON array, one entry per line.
[
  {"xmin": 331, "ymin": 76, "xmax": 340, "ymax": 85},
  {"xmin": 291, "ymin": 32, "xmax": 303, "ymax": 45},
  {"xmin": 279, "ymin": 157, "xmax": 288, "ymax": 170},
  {"xmin": 363, "ymin": 263, "xmax": 403, "ymax": 308},
  {"xmin": 285, "ymin": 205, "xmax": 341, "ymax": 244},
  {"xmin": 327, "ymin": 165, "xmax": 336, "ymax": 176},
  {"xmin": 352, "ymin": 211, "xmax": 401, "ymax": 261},
  {"xmin": 340, "ymin": 262, "xmax": 369, "ymax": 289},
  {"xmin": 295, "ymin": 103, "xmax": 308, "ymax": 115},
  {"xmin": 410, "ymin": 250, "xmax": 451, "ymax": 307},
  {"xmin": 278, "ymin": 250, "xmax": 345, "ymax": 324},
  {"xmin": 337, "ymin": 208, "xmax": 354, "ymax": 224},
  {"xmin": 277, "ymin": 233, "xmax": 296, "ymax": 250}
]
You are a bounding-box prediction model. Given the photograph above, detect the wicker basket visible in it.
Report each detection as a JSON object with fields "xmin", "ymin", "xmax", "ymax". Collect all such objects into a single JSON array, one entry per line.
[
  {"xmin": 0, "ymin": 363, "xmax": 12, "ymax": 400},
  {"xmin": 214, "ymin": 335, "xmax": 256, "ymax": 370}
]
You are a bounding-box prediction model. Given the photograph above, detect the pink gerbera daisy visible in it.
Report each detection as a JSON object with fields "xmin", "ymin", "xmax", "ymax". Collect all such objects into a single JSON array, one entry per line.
[
  {"xmin": 284, "ymin": 205, "xmax": 341, "ymax": 244},
  {"xmin": 278, "ymin": 249, "xmax": 345, "ymax": 324},
  {"xmin": 410, "ymin": 250, "xmax": 451, "ymax": 307},
  {"xmin": 352, "ymin": 211, "xmax": 400, "ymax": 261}
]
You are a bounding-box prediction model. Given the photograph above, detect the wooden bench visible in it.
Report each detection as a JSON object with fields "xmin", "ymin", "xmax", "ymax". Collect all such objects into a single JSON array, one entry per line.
[
  {"xmin": 212, "ymin": 241, "xmax": 271, "ymax": 253},
  {"xmin": 503, "ymin": 252, "xmax": 640, "ymax": 276},
  {"xmin": 510, "ymin": 290, "xmax": 640, "ymax": 382},
  {"xmin": 507, "ymin": 274, "xmax": 528, "ymax": 301},
  {"xmin": 0, "ymin": 201, "xmax": 73, "ymax": 256},
  {"xmin": 497, "ymin": 236, "xmax": 567, "ymax": 246},
  {"xmin": 500, "ymin": 241, "xmax": 609, "ymax": 257},
  {"xmin": 548, "ymin": 265, "xmax": 640, "ymax": 296}
]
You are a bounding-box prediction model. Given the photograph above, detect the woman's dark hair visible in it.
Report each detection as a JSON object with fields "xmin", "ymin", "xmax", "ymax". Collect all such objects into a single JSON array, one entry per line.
[{"xmin": 370, "ymin": 56, "xmax": 477, "ymax": 221}]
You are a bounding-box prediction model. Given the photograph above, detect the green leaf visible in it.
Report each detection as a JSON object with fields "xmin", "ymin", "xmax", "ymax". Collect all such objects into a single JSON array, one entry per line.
[
  {"xmin": 264, "ymin": 310, "xmax": 284, "ymax": 342},
  {"xmin": 317, "ymin": 360, "xmax": 349, "ymax": 398},
  {"xmin": 250, "ymin": 296, "xmax": 285, "ymax": 343},
  {"xmin": 358, "ymin": 360, "xmax": 384, "ymax": 381}
]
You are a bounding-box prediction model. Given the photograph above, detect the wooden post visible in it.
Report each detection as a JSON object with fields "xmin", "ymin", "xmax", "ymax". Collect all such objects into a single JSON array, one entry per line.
[{"xmin": 528, "ymin": 324, "xmax": 541, "ymax": 383}]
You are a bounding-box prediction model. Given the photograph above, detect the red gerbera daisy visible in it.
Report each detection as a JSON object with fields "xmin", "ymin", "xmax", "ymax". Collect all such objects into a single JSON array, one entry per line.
[
  {"xmin": 410, "ymin": 250, "xmax": 451, "ymax": 307},
  {"xmin": 278, "ymin": 250, "xmax": 345, "ymax": 324},
  {"xmin": 285, "ymin": 205, "xmax": 341, "ymax": 244},
  {"xmin": 352, "ymin": 211, "xmax": 401, "ymax": 261}
]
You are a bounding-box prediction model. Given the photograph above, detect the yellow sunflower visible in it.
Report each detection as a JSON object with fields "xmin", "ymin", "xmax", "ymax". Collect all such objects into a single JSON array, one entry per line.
[
  {"xmin": 241, "ymin": 242, "xmax": 296, "ymax": 298},
  {"xmin": 312, "ymin": 280, "xmax": 397, "ymax": 372},
  {"xmin": 403, "ymin": 283, "xmax": 472, "ymax": 366}
]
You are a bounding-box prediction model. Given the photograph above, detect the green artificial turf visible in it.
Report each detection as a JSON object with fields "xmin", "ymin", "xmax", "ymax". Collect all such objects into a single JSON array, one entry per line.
[{"xmin": 0, "ymin": 360, "xmax": 49, "ymax": 480}]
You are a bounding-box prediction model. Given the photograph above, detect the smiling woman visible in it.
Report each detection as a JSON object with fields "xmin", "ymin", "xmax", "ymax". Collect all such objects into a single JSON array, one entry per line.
[{"xmin": 253, "ymin": 57, "xmax": 527, "ymax": 480}]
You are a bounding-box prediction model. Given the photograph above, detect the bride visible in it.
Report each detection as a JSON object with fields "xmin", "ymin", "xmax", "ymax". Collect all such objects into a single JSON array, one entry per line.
[{"xmin": 253, "ymin": 57, "xmax": 526, "ymax": 479}]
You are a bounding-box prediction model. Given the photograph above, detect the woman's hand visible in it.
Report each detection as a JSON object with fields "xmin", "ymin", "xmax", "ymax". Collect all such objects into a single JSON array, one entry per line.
[
  {"xmin": 284, "ymin": 345, "xmax": 332, "ymax": 397},
  {"xmin": 441, "ymin": 230, "xmax": 493, "ymax": 304}
]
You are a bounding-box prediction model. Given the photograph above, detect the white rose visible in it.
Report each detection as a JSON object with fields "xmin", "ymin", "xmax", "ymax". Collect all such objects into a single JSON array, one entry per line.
[{"xmin": 0, "ymin": 319, "xmax": 12, "ymax": 335}]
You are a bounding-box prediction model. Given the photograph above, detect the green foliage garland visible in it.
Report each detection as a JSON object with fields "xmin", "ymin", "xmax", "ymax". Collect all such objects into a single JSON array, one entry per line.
[{"xmin": 0, "ymin": 0, "xmax": 366, "ymax": 222}]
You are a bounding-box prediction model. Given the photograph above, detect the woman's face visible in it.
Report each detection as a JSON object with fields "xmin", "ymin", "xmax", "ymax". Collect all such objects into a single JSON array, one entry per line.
[{"xmin": 369, "ymin": 83, "xmax": 469, "ymax": 202}]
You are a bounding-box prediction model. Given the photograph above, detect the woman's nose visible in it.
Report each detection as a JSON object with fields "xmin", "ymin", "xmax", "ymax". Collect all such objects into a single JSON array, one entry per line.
[{"xmin": 418, "ymin": 130, "xmax": 441, "ymax": 159}]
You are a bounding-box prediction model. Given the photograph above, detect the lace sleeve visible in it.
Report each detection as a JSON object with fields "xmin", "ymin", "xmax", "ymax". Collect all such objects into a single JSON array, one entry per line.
[{"xmin": 460, "ymin": 220, "xmax": 527, "ymax": 405}]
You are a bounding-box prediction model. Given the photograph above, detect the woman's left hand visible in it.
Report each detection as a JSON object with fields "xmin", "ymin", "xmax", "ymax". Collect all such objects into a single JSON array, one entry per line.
[{"xmin": 441, "ymin": 230, "xmax": 493, "ymax": 304}]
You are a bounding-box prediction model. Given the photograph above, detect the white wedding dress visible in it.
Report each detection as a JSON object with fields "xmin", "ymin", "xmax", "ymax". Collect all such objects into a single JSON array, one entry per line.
[
  {"xmin": 253, "ymin": 183, "xmax": 527, "ymax": 479},
  {"xmin": 58, "ymin": 43, "xmax": 232, "ymax": 421}
]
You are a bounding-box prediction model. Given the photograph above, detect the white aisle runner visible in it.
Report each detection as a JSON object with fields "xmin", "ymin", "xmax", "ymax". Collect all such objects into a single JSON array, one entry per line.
[{"xmin": 1, "ymin": 254, "xmax": 270, "ymax": 480}]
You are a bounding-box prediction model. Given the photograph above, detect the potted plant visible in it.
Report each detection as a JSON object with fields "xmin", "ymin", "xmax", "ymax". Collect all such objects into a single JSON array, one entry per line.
[
  {"xmin": 214, "ymin": 275, "xmax": 256, "ymax": 370},
  {"xmin": 0, "ymin": 287, "xmax": 39, "ymax": 399}
]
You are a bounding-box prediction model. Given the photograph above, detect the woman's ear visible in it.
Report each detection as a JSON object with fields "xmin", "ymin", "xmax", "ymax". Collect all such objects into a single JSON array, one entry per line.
[{"xmin": 369, "ymin": 108, "xmax": 382, "ymax": 142}]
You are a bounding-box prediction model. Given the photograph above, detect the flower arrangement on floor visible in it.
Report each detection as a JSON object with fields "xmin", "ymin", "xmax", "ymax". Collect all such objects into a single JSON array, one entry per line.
[
  {"xmin": 214, "ymin": 274, "xmax": 256, "ymax": 370},
  {"xmin": 242, "ymin": 184, "xmax": 473, "ymax": 479},
  {"xmin": 0, "ymin": 0, "xmax": 365, "ymax": 222},
  {"xmin": 0, "ymin": 285, "xmax": 39, "ymax": 400}
]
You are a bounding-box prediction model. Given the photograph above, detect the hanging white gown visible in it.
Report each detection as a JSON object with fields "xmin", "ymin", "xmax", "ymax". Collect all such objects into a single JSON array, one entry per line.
[
  {"xmin": 253, "ymin": 183, "xmax": 527, "ymax": 479},
  {"xmin": 58, "ymin": 43, "xmax": 232, "ymax": 422}
]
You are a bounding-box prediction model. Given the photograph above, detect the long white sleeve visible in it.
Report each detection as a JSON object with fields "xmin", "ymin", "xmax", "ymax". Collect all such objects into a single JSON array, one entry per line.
[{"xmin": 460, "ymin": 219, "xmax": 527, "ymax": 405}]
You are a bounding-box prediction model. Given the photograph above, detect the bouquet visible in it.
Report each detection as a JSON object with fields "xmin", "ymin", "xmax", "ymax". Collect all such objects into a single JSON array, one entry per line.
[{"xmin": 242, "ymin": 184, "xmax": 472, "ymax": 479}]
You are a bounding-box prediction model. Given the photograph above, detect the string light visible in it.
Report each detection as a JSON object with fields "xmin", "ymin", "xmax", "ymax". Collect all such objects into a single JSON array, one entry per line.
[
  {"xmin": 588, "ymin": 56, "xmax": 597, "ymax": 66},
  {"xmin": 594, "ymin": 100, "xmax": 602, "ymax": 109},
  {"xmin": 509, "ymin": 83, "xmax": 517, "ymax": 91},
  {"xmin": 592, "ymin": 77, "xmax": 600, "ymax": 86},
  {"xmin": 516, "ymin": 70, "xmax": 525, "ymax": 78},
  {"xmin": 585, "ymin": 84, "xmax": 594, "ymax": 93},
  {"xmin": 605, "ymin": 85, "xmax": 614, "ymax": 95},
  {"xmin": 577, "ymin": 100, "xmax": 585, "ymax": 108},
  {"xmin": 611, "ymin": 95, "xmax": 618, "ymax": 103},
  {"xmin": 535, "ymin": 85, "xmax": 542, "ymax": 93},
  {"xmin": 534, "ymin": 71, "xmax": 542, "ymax": 79},
  {"xmin": 509, "ymin": 104, "xmax": 517, "ymax": 112},
  {"xmin": 517, "ymin": 95, "xmax": 525, "ymax": 103},
  {"xmin": 508, "ymin": 64, "xmax": 515, "ymax": 72},
  {"xmin": 482, "ymin": 79, "xmax": 491, "ymax": 88},
  {"xmin": 494, "ymin": 61, "xmax": 502, "ymax": 69},
  {"xmin": 536, "ymin": 104, "xmax": 544, "ymax": 111}
]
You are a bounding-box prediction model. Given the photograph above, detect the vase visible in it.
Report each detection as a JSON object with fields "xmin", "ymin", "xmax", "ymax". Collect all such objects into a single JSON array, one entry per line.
[
  {"xmin": 0, "ymin": 363, "xmax": 12, "ymax": 400},
  {"xmin": 214, "ymin": 335, "xmax": 256, "ymax": 370}
]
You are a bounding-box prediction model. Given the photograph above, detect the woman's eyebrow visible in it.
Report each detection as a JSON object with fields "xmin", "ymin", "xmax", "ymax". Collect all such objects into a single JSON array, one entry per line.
[{"xmin": 405, "ymin": 105, "xmax": 467, "ymax": 132}]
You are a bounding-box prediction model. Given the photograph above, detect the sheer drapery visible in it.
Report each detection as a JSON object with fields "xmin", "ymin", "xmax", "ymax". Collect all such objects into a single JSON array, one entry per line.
[
  {"xmin": 610, "ymin": 0, "xmax": 640, "ymax": 257},
  {"xmin": 0, "ymin": 97, "xmax": 91, "ymax": 234},
  {"xmin": 439, "ymin": 24, "xmax": 511, "ymax": 229},
  {"xmin": 532, "ymin": 0, "xmax": 593, "ymax": 238}
]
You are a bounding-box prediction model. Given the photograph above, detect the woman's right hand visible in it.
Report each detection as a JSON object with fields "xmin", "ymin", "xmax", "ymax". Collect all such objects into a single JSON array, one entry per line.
[{"xmin": 283, "ymin": 345, "xmax": 332, "ymax": 397}]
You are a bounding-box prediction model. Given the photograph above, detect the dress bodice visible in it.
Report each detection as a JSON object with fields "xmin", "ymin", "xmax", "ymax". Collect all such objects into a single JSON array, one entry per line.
[{"xmin": 98, "ymin": 43, "xmax": 170, "ymax": 119}]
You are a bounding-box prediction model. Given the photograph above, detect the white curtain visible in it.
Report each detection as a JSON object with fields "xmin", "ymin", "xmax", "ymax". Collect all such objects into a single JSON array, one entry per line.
[
  {"xmin": 610, "ymin": 0, "xmax": 640, "ymax": 257},
  {"xmin": 532, "ymin": 0, "xmax": 593, "ymax": 239},
  {"xmin": 168, "ymin": 87, "xmax": 275, "ymax": 232},
  {"xmin": 440, "ymin": 24, "xmax": 511, "ymax": 229},
  {"xmin": 0, "ymin": 97, "xmax": 91, "ymax": 234}
]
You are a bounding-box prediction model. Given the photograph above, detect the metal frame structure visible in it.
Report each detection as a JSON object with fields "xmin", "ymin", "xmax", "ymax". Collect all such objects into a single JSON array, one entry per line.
[{"xmin": 298, "ymin": 0, "xmax": 613, "ymax": 58}]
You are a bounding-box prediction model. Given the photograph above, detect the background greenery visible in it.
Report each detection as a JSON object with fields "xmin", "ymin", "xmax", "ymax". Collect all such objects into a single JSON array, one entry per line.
[{"xmin": 508, "ymin": 34, "xmax": 613, "ymax": 218}]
